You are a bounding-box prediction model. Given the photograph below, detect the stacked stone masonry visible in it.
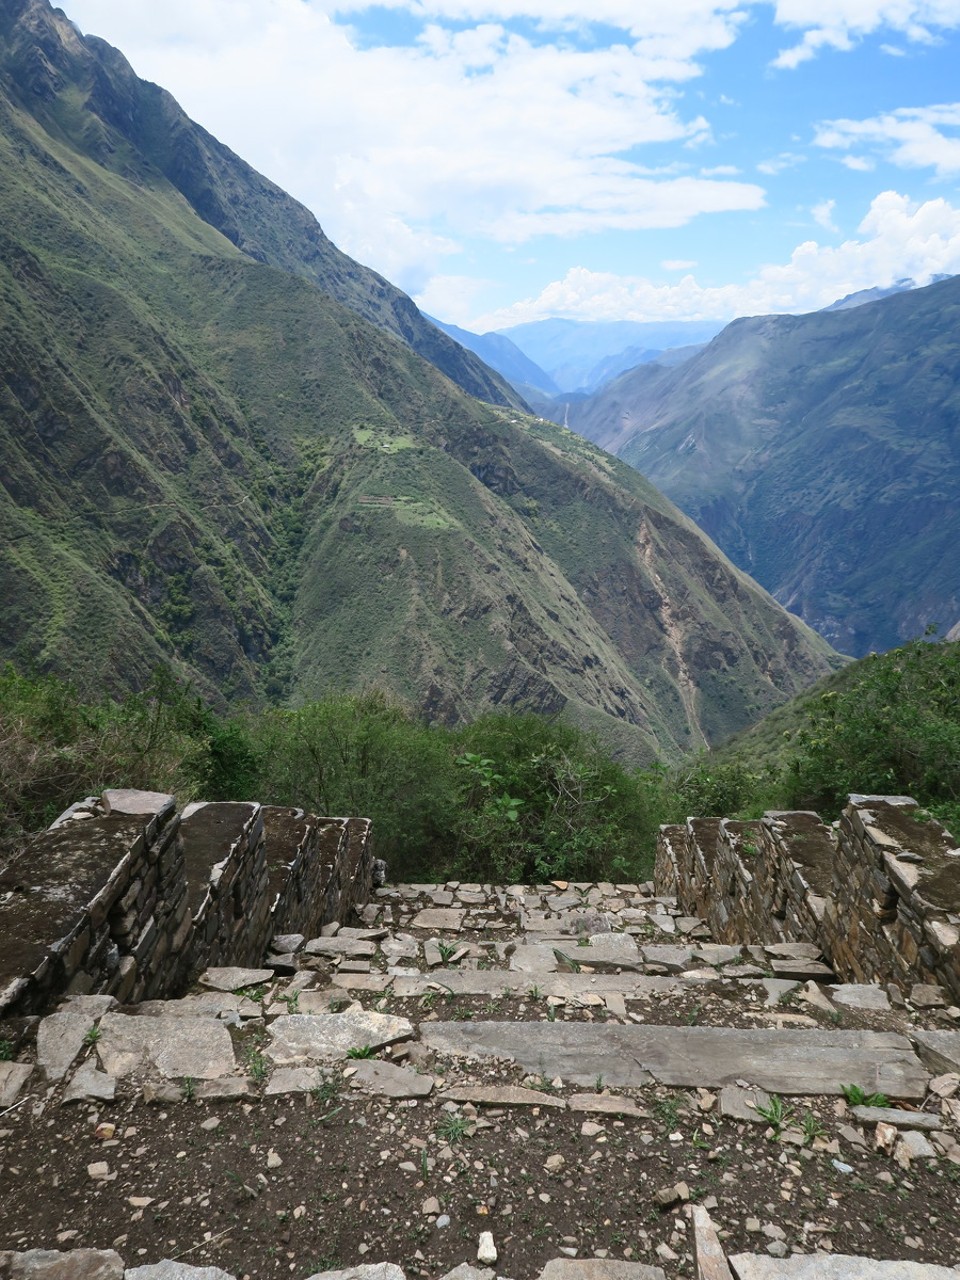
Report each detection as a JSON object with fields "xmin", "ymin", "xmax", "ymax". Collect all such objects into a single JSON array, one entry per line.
[
  {"xmin": 655, "ymin": 794, "xmax": 960, "ymax": 1004},
  {"xmin": 0, "ymin": 789, "xmax": 373, "ymax": 1020}
]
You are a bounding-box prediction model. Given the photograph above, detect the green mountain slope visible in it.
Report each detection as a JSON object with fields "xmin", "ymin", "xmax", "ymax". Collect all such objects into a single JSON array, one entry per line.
[
  {"xmin": 0, "ymin": 0, "xmax": 524, "ymax": 411},
  {"xmin": 0, "ymin": 0, "xmax": 843, "ymax": 761},
  {"xmin": 567, "ymin": 277, "xmax": 960, "ymax": 656}
]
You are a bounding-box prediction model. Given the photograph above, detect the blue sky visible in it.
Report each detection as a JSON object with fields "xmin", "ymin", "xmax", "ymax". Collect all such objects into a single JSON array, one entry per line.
[{"xmin": 63, "ymin": 0, "xmax": 960, "ymax": 330}]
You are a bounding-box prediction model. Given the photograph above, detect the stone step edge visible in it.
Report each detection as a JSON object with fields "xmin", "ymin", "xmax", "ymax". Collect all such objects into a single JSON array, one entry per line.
[{"xmin": 692, "ymin": 1203, "xmax": 960, "ymax": 1278}]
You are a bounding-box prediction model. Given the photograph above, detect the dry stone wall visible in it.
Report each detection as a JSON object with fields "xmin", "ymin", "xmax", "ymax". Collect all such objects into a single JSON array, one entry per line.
[
  {"xmin": 656, "ymin": 794, "xmax": 960, "ymax": 1003},
  {"xmin": 0, "ymin": 789, "xmax": 373, "ymax": 1021}
]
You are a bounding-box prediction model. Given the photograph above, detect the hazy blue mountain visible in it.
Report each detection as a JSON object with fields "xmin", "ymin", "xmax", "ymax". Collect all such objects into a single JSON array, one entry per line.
[
  {"xmin": 427, "ymin": 317, "xmax": 558, "ymax": 397},
  {"xmin": 496, "ymin": 318, "xmax": 727, "ymax": 392}
]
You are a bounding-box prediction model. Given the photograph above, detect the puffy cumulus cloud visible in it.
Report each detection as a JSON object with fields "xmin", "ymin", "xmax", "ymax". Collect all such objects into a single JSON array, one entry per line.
[
  {"xmin": 474, "ymin": 191, "xmax": 960, "ymax": 326},
  {"xmin": 770, "ymin": 0, "xmax": 960, "ymax": 69},
  {"xmin": 816, "ymin": 104, "xmax": 960, "ymax": 175}
]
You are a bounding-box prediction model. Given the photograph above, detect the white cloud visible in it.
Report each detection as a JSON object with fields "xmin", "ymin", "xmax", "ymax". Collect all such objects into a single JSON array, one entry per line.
[
  {"xmin": 700, "ymin": 163, "xmax": 741, "ymax": 175},
  {"xmin": 770, "ymin": 0, "xmax": 960, "ymax": 69},
  {"xmin": 757, "ymin": 152, "xmax": 806, "ymax": 174},
  {"xmin": 662, "ymin": 258, "xmax": 699, "ymax": 268},
  {"xmin": 64, "ymin": 0, "xmax": 764, "ymax": 284},
  {"xmin": 841, "ymin": 155, "xmax": 877, "ymax": 170},
  {"xmin": 816, "ymin": 104, "xmax": 960, "ymax": 175},
  {"xmin": 414, "ymin": 274, "xmax": 493, "ymax": 323},
  {"xmin": 811, "ymin": 198, "xmax": 838, "ymax": 230},
  {"xmin": 474, "ymin": 191, "xmax": 960, "ymax": 326}
]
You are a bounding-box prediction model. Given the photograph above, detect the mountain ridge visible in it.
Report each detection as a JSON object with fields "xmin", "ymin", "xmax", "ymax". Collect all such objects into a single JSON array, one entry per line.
[
  {"xmin": 565, "ymin": 275, "xmax": 960, "ymax": 656},
  {"xmin": 0, "ymin": 0, "xmax": 843, "ymax": 761},
  {"xmin": 0, "ymin": 0, "xmax": 525, "ymax": 412}
]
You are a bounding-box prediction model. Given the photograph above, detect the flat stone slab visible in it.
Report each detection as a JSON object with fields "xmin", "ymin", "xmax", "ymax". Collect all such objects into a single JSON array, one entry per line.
[
  {"xmin": 303, "ymin": 937, "xmax": 378, "ymax": 959},
  {"xmin": 693, "ymin": 945, "xmax": 744, "ymax": 966},
  {"xmin": 762, "ymin": 943, "xmax": 823, "ymax": 960},
  {"xmin": 303, "ymin": 1266, "xmax": 405, "ymax": 1280},
  {"xmin": 266, "ymin": 991, "xmax": 342, "ymax": 1016},
  {"xmin": 691, "ymin": 1205, "xmax": 734, "ymax": 1280},
  {"xmin": 832, "ymin": 984, "xmax": 891, "ymax": 1011},
  {"xmin": 728, "ymin": 1256, "xmax": 960, "ymax": 1279},
  {"xmin": 330, "ymin": 975, "xmax": 394, "ymax": 993},
  {"xmin": 719, "ymin": 1085, "xmax": 772, "ymax": 1123},
  {"xmin": 96, "ymin": 1013, "xmax": 236, "ymax": 1080},
  {"xmin": 539, "ymin": 1261, "xmax": 666, "ymax": 1280},
  {"xmin": 409, "ymin": 907, "xmax": 465, "ymax": 931},
  {"xmin": 850, "ymin": 1105, "xmax": 942, "ymax": 1130},
  {"xmin": 264, "ymin": 1067, "xmax": 325, "ymax": 1096},
  {"xmin": 37, "ymin": 1011, "xmax": 92, "ymax": 1080},
  {"xmin": 569, "ymin": 1093, "xmax": 649, "ymax": 1118},
  {"xmin": 912, "ymin": 1030, "xmax": 960, "ymax": 1074},
  {"xmin": 267, "ymin": 1012, "xmax": 413, "ymax": 1064},
  {"xmin": 382, "ymin": 935, "xmax": 420, "ymax": 962},
  {"xmin": 578, "ymin": 933, "xmax": 641, "ymax": 962},
  {"xmin": 509, "ymin": 944, "xmax": 560, "ymax": 973},
  {"xmin": 0, "ymin": 1061, "xmax": 33, "ymax": 1106},
  {"xmin": 419, "ymin": 1023, "xmax": 928, "ymax": 1096},
  {"xmin": 768, "ymin": 960, "xmax": 835, "ymax": 979},
  {"xmin": 348, "ymin": 1059, "xmax": 433, "ymax": 1098},
  {"xmin": 441, "ymin": 1084, "xmax": 566, "ymax": 1108},
  {"xmin": 126, "ymin": 1263, "xmax": 237, "ymax": 1280},
  {"xmin": 60, "ymin": 995, "xmax": 118, "ymax": 1018},
  {"xmin": 390, "ymin": 972, "xmax": 680, "ymax": 1000},
  {"xmin": 134, "ymin": 994, "xmax": 262, "ymax": 1019},
  {"xmin": 640, "ymin": 946, "xmax": 694, "ymax": 971},
  {"xmin": 101, "ymin": 789, "xmax": 174, "ymax": 817},
  {"xmin": 198, "ymin": 967, "xmax": 275, "ymax": 991},
  {"xmin": 0, "ymin": 1249, "xmax": 125, "ymax": 1278},
  {"xmin": 62, "ymin": 1063, "xmax": 116, "ymax": 1104}
]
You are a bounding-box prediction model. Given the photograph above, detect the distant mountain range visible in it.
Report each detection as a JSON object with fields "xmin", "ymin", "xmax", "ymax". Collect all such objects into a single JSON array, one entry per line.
[
  {"xmin": 426, "ymin": 314, "xmax": 723, "ymax": 413},
  {"xmin": 0, "ymin": 0, "xmax": 842, "ymax": 761},
  {"xmin": 432, "ymin": 281, "xmax": 950, "ymax": 409},
  {"xmin": 496, "ymin": 319, "xmax": 726, "ymax": 393},
  {"xmin": 563, "ymin": 275, "xmax": 960, "ymax": 656}
]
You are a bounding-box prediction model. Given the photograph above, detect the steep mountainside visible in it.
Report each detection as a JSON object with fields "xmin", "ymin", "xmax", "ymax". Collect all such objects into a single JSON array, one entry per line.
[
  {"xmin": 0, "ymin": 0, "xmax": 523, "ymax": 411},
  {"xmin": 566, "ymin": 277, "xmax": 960, "ymax": 657},
  {"xmin": 0, "ymin": 0, "xmax": 842, "ymax": 761}
]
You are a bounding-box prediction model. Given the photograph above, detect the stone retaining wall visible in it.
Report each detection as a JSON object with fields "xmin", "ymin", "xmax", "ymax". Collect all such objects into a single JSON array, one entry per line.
[
  {"xmin": 0, "ymin": 790, "xmax": 373, "ymax": 1020},
  {"xmin": 656, "ymin": 795, "xmax": 960, "ymax": 1003}
]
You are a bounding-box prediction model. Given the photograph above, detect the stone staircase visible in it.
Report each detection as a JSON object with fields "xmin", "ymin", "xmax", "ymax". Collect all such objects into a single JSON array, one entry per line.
[{"xmin": 3, "ymin": 878, "xmax": 960, "ymax": 1280}]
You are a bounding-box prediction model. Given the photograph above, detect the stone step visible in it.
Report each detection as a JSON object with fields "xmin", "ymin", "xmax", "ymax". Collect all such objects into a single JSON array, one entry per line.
[
  {"xmin": 419, "ymin": 1021, "xmax": 929, "ymax": 1097},
  {"xmin": 728, "ymin": 1257, "xmax": 960, "ymax": 1278}
]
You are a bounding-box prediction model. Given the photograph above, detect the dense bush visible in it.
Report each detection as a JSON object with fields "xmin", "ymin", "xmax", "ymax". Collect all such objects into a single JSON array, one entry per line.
[
  {"xmin": 0, "ymin": 664, "xmax": 213, "ymax": 843},
  {"xmin": 784, "ymin": 639, "xmax": 960, "ymax": 814},
  {"xmin": 3, "ymin": 638, "xmax": 957, "ymax": 880},
  {"xmin": 252, "ymin": 690, "xmax": 462, "ymax": 880},
  {"xmin": 450, "ymin": 713, "xmax": 662, "ymax": 884}
]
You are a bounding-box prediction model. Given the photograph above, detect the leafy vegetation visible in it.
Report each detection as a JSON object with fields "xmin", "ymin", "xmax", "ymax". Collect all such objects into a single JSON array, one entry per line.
[
  {"xmin": 3, "ymin": 639, "xmax": 957, "ymax": 880},
  {"xmin": 696, "ymin": 637, "xmax": 960, "ymax": 834}
]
